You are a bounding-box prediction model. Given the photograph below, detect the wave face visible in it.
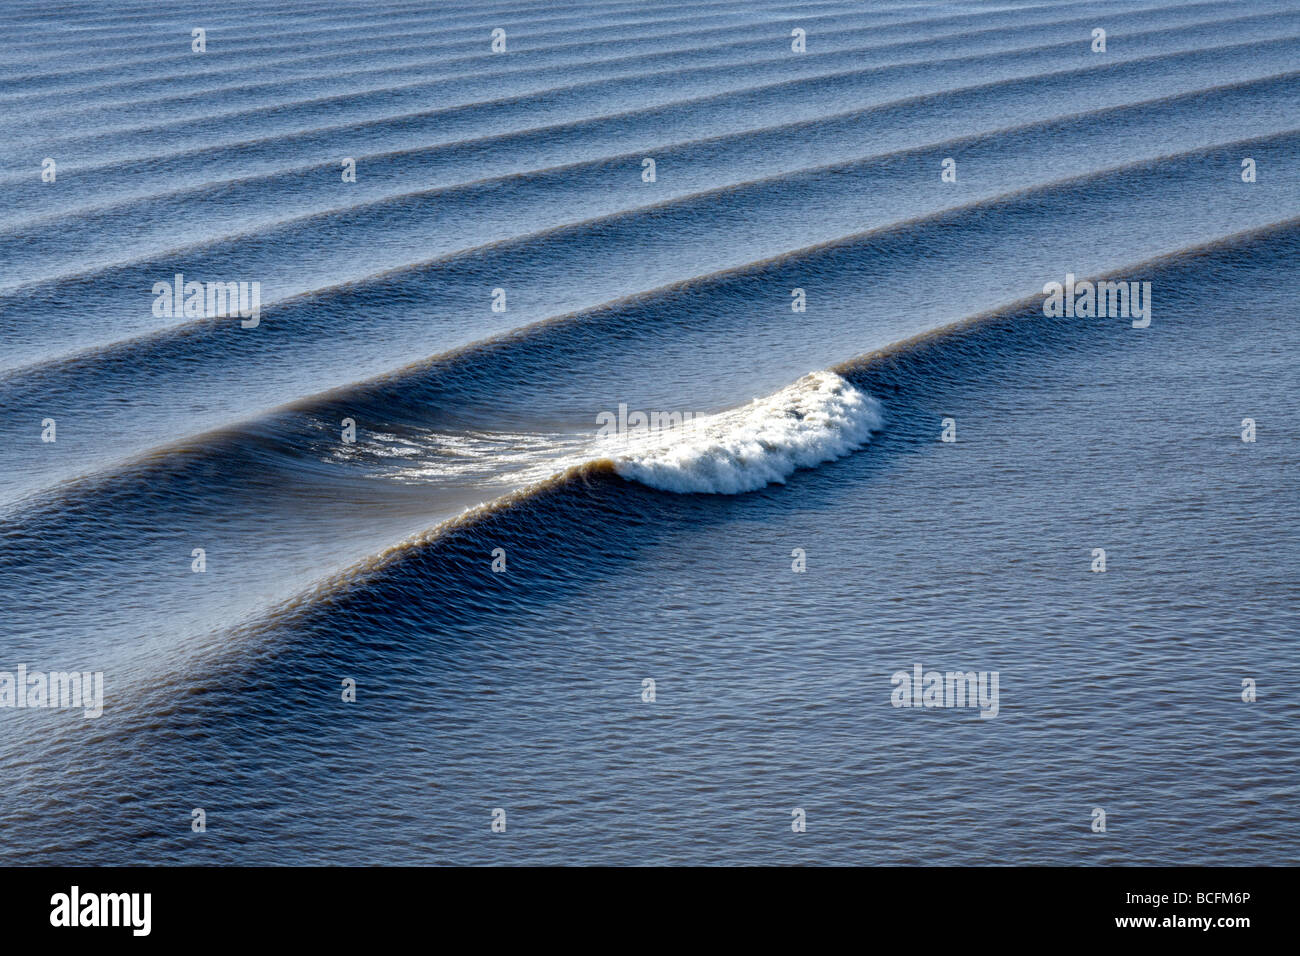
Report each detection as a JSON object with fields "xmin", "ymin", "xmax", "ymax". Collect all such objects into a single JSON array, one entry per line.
[
  {"xmin": 1, "ymin": 0, "xmax": 1298, "ymax": 867},
  {"xmin": 610, "ymin": 371, "xmax": 882, "ymax": 493}
]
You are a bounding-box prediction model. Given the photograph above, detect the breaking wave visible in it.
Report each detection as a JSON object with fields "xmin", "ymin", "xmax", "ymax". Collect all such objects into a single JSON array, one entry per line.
[{"xmin": 607, "ymin": 370, "xmax": 882, "ymax": 494}]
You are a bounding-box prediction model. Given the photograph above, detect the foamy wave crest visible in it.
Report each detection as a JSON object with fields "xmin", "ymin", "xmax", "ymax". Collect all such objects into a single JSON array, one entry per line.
[{"xmin": 610, "ymin": 371, "xmax": 883, "ymax": 494}]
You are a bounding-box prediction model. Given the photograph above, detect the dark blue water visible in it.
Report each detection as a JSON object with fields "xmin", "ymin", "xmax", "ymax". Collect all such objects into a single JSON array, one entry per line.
[{"xmin": 0, "ymin": 0, "xmax": 1296, "ymax": 865}]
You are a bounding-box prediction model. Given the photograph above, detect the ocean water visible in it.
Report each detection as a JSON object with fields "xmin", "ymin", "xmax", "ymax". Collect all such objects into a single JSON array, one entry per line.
[{"xmin": 0, "ymin": 0, "xmax": 1296, "ymax": 865}]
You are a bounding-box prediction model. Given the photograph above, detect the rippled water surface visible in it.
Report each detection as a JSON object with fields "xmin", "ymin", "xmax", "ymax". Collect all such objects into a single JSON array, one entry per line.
[{"xmin": 0, "ymin": 0, "xmax": 1296, "ymax": 865}]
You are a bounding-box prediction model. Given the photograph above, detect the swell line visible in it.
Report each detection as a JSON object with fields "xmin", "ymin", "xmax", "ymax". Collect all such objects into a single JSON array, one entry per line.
[
  {"xmin": 2, "ymin": 133, "xmax": 1293, "ymax": 516},
  {"xmin": 223, "ymin": 216, "xmax": 1300, "ymax": 635},
  {"xmin": 0, "ymin": 0, "xmax": 1179, "ymax": 110},
  {"xmin": 2, "ymin": 66, "xmax": 1293, "ymax": 338},
  {"xmin": 11, "ymin": 7, "xmax": 1289, "ymax": 175},
  {"xmin": 16, "ymin": 116, "xmax": 1295, "ymax": 384},
  {"xmin": 8, "ymin": 2, "xmax": 1269, "ymax": 232},
  {"xmin": 7, "ymin": 21, "xmax": 1289, "ymax": 239},
  {"xmin": 0, "ymin": 0, "xmax": 774, "ymax": 75}
]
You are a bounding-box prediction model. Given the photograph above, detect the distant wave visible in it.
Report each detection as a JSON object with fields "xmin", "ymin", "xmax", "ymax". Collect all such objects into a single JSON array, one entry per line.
[{"xmin": 608, "ymin": 371, "xmax": 882, "ymax": 494}]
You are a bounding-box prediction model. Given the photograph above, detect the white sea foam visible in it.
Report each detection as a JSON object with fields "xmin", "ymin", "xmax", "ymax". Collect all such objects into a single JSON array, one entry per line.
[{"xmin": 610, "ymin": 371, "xmax": 883, "ymax": 494}]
